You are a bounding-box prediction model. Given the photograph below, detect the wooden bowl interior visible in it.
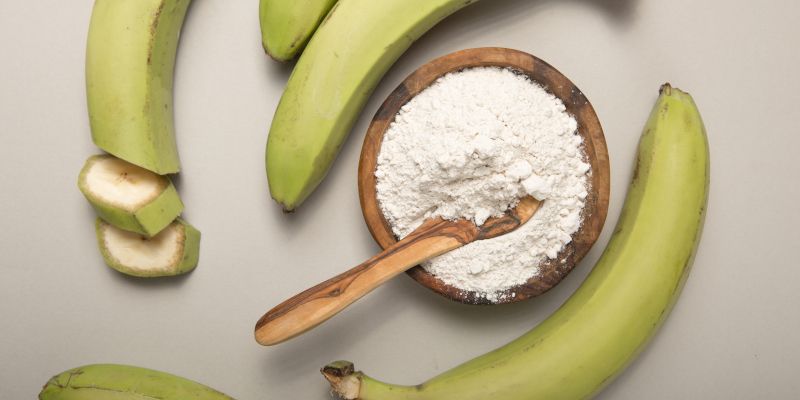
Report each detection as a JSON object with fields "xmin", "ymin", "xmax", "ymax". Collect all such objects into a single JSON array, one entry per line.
[{"xmin": 358, "ymin": 47, "xmax": 610, "ymax": 305}]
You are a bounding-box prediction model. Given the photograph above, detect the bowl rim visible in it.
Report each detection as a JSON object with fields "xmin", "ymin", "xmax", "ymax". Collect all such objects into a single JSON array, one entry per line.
[{"xmin": 357, "ymin": 47, "xmax": 610, "ymax": 305}]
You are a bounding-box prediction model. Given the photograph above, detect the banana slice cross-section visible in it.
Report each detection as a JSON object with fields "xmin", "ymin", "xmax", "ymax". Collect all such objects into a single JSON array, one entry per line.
[
  {"xmin": 96, "ymin": 218, "xmax": 200, "ymax": 278},
  {"xmin": 79, "ymin": 154, "xmax": 184, "ymax": 237}
]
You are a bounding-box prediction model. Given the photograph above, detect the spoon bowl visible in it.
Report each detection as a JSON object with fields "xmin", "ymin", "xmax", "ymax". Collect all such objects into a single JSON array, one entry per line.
[{"xmin": 358, "ymin": 47, "xmax": 610, "ymax": 304}]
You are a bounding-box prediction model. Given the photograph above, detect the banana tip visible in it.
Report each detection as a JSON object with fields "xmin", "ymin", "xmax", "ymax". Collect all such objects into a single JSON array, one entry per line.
[
  {"xmin": 270, "ymin": 196, "xmax": 297, "ymax": 213},
  {"xmin": 263, "ymin": 43, "xmax": 295, "ymax": 63}
]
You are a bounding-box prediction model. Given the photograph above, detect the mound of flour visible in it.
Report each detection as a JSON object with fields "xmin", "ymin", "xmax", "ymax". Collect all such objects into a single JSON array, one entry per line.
[{"xmin": 375, "ymin": 67, "xmax": 589, "ymax": 302}]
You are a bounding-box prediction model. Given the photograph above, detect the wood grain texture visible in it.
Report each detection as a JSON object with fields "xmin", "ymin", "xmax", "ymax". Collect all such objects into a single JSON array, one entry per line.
[
  {"xmin": 255, "ymin": 197, "xmax": 540, "ymax": 345},
  {"xmin": 358, "ymin": 47, "xmax": 610, "ymax": 305}
]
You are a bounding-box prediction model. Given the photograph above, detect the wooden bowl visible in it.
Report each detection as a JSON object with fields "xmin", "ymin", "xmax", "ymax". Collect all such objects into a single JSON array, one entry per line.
[{"xmin": 358, "ymin": 47, "xmax": 610, "ymax": 305}]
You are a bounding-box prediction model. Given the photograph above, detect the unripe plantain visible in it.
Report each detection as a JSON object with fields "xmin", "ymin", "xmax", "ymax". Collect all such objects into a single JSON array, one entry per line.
[
  {"xmin": 266, "ymin": 0, "xmax": 480, "ymax": 211},
  {"xmin": 260, "ymin": 0, "xmax": 338, "ymax": 62},
  {"xmin": 39, "ymin": 364, "xmax": 234, "ymax": 400},
  {"xmin": 323, "ymin": 84, "xmax": 710, "ymax": 400},
  {"xmin": 86, "ymin": 0, "xmax": 191, "ymax": 174}
]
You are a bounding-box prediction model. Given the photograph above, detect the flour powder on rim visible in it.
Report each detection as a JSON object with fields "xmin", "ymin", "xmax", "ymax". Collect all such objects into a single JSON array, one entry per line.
[{"xmin": 375, "ymin": 67, "xmax": 589, "ymax": 302}]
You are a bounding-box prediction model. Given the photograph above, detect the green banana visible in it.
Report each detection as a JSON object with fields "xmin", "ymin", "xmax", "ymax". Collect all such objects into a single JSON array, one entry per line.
[
  {"xmin": 266, "ymin": 0, "xmax": 480, "ymax": 211},
  {"xmin": 39, "ymin": 364, "xmax": 234, "ymax": 400},
  {"xmin": 322, "ymin": 84, "xmax": 710, "ymax": 400},
  {"xmin": 260, "ymin": 0, "xmax": 338, "ymax": 62},
  {"xmin": 86, "ymin": 0, "xmax": 191, "ymax": 174}
]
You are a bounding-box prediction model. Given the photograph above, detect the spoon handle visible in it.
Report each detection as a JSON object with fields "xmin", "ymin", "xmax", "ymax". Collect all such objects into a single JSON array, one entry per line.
[{"xmin": 254, "ymin": 218, "xmax": 479, "ymax": 346}]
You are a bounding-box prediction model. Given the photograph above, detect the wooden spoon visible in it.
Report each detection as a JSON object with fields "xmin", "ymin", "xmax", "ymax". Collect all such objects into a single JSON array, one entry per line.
[{"xmin": 254, "ymin": 196, "xmax": 541, "ymax": 346}]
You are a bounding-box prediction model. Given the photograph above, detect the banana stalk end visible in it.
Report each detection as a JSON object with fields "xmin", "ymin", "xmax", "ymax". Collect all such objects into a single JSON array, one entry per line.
[
  {"xmin": 660, "ymin": 82, "xmax": 672, "ymax": 95},
  {"xmin": 322, "ymin": 361, "xmax": 362, "ymax": 400}
]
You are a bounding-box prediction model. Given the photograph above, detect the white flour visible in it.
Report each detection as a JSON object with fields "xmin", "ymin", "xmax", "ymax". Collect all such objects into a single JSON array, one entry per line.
[{"xmin": 375, "ymin": 67, "xmax": 589, "ymax": 302}]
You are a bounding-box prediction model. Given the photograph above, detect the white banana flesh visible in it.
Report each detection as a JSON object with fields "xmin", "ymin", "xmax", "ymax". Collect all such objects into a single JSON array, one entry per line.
[
  {"xmin": 96, "ymin": 218, "xmax": 200, "ymax": 278},
  {"xmin": 84, "ymin": 156, "xmax": 163, "ymax": 207}
]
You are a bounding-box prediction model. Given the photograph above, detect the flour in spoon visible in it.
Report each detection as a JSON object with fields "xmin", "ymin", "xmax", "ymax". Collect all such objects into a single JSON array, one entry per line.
[{"xmin": 375, "ymin": 67, "xmax": 589, "ymax": 302}]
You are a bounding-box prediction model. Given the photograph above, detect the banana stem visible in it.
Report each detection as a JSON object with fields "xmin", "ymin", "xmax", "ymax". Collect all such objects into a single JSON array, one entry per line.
[{"xmin": 323, "ymin": 361, "xmax": 421, "ymax": 400}]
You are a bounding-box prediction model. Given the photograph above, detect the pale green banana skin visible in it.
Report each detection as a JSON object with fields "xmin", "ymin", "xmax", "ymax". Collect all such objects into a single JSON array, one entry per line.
[
  {"xmin": 96, "ymin": 217, "xmax": 201, "ymax": 278},
  {"xmin": 78, "ymin": 154, "xmax": 184, "ymax": 237},
  {"xmin": 260, "ymin": 0, "xmax": 338, "ymax": 62},
  {"xmin": 266, "ymin": 0, "xmax": 479, "ymax": 211},
  {"xmin": 39, "ymin": 364, "xmax": 234, "ymax": 400},
  {"xmin": 86, "ymin": 0, "xmax": 191, "ymax": 174},
  {"xmin": 324, "ymin": 85, "xmax": 710, "ymax": 400}
]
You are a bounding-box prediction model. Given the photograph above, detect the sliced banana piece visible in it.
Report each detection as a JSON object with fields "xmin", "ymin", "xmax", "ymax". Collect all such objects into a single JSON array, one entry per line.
[
  {"xmin": 78, "ymin": 154, "xmax": 183, "ymax": 237},
  {"xmin": 96, "ymin": 218, "xmax": 200, "ymax": 278}
]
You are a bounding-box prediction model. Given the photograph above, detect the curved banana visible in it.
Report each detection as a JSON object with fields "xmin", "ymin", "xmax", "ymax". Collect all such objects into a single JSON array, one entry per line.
[
  {"xmin": 39, "ymin": 364, "xmax": 234, "ymax": 400},
  {"xmin": 260, "ymin": 0, "xmax": 338, "ymax": 62},
  {"xmin": 86, "ymin": 0, "xmax": 191, "ymax": 174},
  {"xmin": 322, "ymin": 84, "xmax": 710, "ymax": 400},
  {"xmin": 266, "ymin": 0, "xmax": 480, "ymax": 211}
]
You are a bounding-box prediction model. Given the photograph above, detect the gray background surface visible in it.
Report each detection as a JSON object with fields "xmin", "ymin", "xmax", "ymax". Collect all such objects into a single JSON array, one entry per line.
[{"xmin": 1, "ymin": 0, "xmax": 799, "ymax": 398}]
